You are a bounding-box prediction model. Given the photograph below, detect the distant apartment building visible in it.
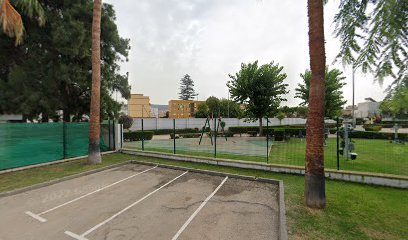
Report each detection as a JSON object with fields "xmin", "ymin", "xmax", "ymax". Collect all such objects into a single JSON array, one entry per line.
[
  {"xmin": 355, "ymin": 101, "xmax": 381, "ymax": 119},
  {"xmin": 168, "ymin": 100, "xmax": 205, "ymax": 118},
  {"xmin": 151, "ymin": 104, "xmax": 169, "ymax": 118},
  {"xmin": 128, "ymin": 94, "xmax": 151, "ymax": 118}
]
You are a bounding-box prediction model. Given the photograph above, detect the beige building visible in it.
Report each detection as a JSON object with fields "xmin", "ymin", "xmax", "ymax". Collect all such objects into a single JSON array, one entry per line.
[
  {"xmin": 128, "ymin": 94, "xmax": 151, "ymax": 118},
  {"xmin": 168, "ymin": 100, "xmax": 205, "ymax": 118}
]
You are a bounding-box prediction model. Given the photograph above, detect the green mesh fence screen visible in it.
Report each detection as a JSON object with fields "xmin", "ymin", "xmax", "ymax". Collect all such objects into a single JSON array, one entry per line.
[{"xmin": 0, "ymin": 122, "xmax": 110, "ymax": 170}]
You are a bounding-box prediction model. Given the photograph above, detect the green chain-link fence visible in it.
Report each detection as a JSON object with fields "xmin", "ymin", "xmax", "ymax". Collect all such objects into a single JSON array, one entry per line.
[{"xmin": 0, "ymin": 122, "xmax": 112, "ymax": 170}]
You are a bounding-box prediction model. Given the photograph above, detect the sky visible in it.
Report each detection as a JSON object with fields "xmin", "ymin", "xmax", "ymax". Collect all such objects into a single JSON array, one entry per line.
[{"xmin": 105, "ymin": 0, "xmax": 393, "ymax": 106}]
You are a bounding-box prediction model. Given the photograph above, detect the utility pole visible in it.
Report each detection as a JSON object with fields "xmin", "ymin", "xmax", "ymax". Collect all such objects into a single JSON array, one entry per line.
[{"xmin": 352, "ymin": 64, "xmax": 356, "ymax": 128}]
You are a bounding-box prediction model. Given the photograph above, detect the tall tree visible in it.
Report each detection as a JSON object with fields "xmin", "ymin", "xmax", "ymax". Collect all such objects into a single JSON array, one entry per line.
[
  {"xmin": 333, "ymin": 0, "xmax": 407, "ymax": 88},
  {"xmin": 206, "ymin": 96, "xmax": 220, "ymax": 116},
  {"xmin": 305, "ymin": 0, "xmax": 326, "ymax": 208},
  {"xmin": 227, "ymin": 61, "xmax": 288, "ymax": 136},
  {"xmin": 0, "ymin": 1, "xmax": 130, "ymax": 121},
  {"xmin": 88, "ymin": 0, "xmax": 102, "ymax": 165},
  {"xmin": 178, "ymin": 74, "xmax": 198, "ymax": 100},
  {"xmin": 0, "ymin": 0, "xmax": 45, "ymax": 45},
  {"xmin": 296, "ymin": 67, "xmax": 347, "ymax": 119}
]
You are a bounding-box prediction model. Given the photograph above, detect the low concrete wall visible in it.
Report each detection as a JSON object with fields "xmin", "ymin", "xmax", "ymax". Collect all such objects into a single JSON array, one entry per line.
[{"xmin": 122, "ymin": 149, "xmax": 408, "ymax": 189}]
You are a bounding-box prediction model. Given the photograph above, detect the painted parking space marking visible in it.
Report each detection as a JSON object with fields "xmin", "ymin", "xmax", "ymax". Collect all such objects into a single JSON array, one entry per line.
[
  {"xmin": 64, "ymin": 171, "xmax": 189, "ymax": 240},
  {"xmin": 171, "ymin": 176, "xmax": 228, "ymax": 240},
  {"xmin": 25, "ymin": 165, "xmax": 157, "ymax": 222}
]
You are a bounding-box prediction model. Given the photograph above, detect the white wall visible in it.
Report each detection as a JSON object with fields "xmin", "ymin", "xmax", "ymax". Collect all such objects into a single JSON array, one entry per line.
[{"xmin": 129, "ymin": 118, "xmax": 335, "ymax": 131}]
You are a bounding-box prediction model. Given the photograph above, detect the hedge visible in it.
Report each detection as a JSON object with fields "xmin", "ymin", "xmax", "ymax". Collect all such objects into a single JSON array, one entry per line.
[
  {"xmin": 228, "ymin": 126, "xmax": 307, "ymax": 136},
  {"xmin": 153, "ymin": 128, "xmax": 199, "ymax": 135},
  {"xmin": 344, "ymin": 131, "xmax": 408, "ymax": 140},
  {"xmin": 123, "ymin": 131, "xmax": 153, "ymax": 141},
  {"xmin": 363, "ymin": 124, "xmax": 382, "ymax": 132}
]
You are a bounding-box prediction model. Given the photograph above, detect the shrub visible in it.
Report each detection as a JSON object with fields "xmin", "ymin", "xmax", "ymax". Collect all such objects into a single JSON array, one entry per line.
[
  {"xmin": 363, "ymin": 124, "xmax": 382, "ymax": 132},
  {"xmin": 224, "ymin": 131, "xmax": 234, "ymax": 137},
  {"xmin": 123, "ymin": 131, "xmax": 153, "ymax": 141},
  {"xmin": 118, "ymin": 115, "xmax": 133, "ymax": 130},
  {"xmin": 274, "ymin": 128, "xmax": 285, "ymax": 141},
  {"xmin": 153, "ymin": 128, "xmax": 200, "ymax": 135},
  {"xmin": 345, "ymin": 131, "xmax": 408, "ymax": 140},
  {"xmin": 180, "ymin": 133, "xmax": 201, "ymax": 138},
  {"xmin": 329, "ymin": 128, "xmax": 337, "ymax": 134}
]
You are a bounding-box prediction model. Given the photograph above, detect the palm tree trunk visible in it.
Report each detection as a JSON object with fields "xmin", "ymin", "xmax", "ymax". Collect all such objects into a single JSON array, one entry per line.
[
  {"xmin": 305, "ymin": 0, "xmax": 326, "ymax": 208},
  {"xmin": 88, "ymin": 0, "xmax": 102, "ymax": 165}
]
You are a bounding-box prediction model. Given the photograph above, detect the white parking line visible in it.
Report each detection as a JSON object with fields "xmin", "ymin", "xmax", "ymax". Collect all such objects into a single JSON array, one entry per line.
[
  {"xmin": 171, "ymin": 176, "xmax": 228, "ymax": 240},
  {"xmin": 25, "ymin": 165, "xmax": 157, "ymax": 222},
  {"xmin": 65, "ymin": 171, "xmax": 189, "ymax": 240}
]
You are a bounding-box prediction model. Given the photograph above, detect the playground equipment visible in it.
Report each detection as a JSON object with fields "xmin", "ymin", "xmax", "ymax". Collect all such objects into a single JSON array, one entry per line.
[
  {"xmin": 198, "ymin": 116, "xmax": 227, "ymax": 145},
  {"xmin": 340, "ymin": 123, "xmax": 358, "ymax": 160}
]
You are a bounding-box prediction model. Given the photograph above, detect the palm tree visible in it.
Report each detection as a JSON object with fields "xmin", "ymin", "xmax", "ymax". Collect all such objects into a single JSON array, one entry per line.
[
  {"xmin": 304, "ymin": 0, "xmax": 326, "ymax": 208},
  {"xmin": 88, "ymin": 0, "xmax": 102, "ymax": 165},
  {"xmin": 0, "ymin": 0, "xmax": 45, "ymax": 45}
]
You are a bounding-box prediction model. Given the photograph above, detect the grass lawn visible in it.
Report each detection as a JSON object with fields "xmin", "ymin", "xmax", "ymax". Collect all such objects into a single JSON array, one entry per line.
[
  {"xmin": 126, "ymin": 137, "xmax": 408, "ymax": 176},
  {"xmin": 0, "ymin": 153, "xmax": 406, "ymax": 239}
]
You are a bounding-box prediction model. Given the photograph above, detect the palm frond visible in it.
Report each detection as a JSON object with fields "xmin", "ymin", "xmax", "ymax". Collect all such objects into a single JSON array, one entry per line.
[
  {"xmin": 14, "ymin": 0, "xmax": 45, "ymax": 26},
  {"xmin": 0, "ymin": 0, "xmax": 24, "ymax": 45}
]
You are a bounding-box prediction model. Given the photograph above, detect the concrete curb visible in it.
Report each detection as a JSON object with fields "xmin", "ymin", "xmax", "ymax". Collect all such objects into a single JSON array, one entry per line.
[
  {"xmin": 121, "ymin": 149, "xmax": 408, "ymax": 189},
  {"xmin": 130, "ymin": 159, "xmax": 288, "ymax": 240},
  {"xmin": 0, "ymin": 151, "xmax": 118, "ymax": 175},
  {"xmin": 0, "ymin": 161, "xmax": 132, "ymax": 198}
]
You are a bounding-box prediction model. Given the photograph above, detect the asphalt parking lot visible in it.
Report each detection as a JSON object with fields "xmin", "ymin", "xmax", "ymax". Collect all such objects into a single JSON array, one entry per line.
[{"xmin": 0, "ymin": 162, "xmax": 282, "ymax": 240}]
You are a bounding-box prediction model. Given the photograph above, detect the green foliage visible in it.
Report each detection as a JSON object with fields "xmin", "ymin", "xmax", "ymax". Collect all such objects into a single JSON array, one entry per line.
[
  {"xmin": 123, "ymin": 131, "xmax": 153, "ymax": 141},
  {"xmin": 202, "ymin": 96, "xmax": 242, "ymax": 118},
  {"xmin": 363, "ymin": 124, "xmax": 383, "ymax": 132},
  {"xmin": 380, "ymin": 83, "xmax": 408, "ymax": 117},
  {"xmin": 194, "ymin": 103, "xmax": 209, "ymax": 118},
  {"xmin": 276, "ymin": 111, "xmax": 285, "ymax": 124},
  {"xmin": 274, "ymin": 128, "xmax": 285, "ymax": 141},
  {"xmin": 278, "ymin": 106, "xmax": 308, "ymax": 118},
  {"xmin": 296, "ymin": 67, "xmax": 346, "ymax": 118},
  {"xmin": 333, "ymin": 0, "xmax": 407, "ymax": 86},
  {"xmin": 118, "ymin": 115, "xmax": 133, "ymax": 130},
  {"xmin": 227, "ymin": 61, "xmax": 288, "ymax": 121},
  {"xmin": 152, "ymin": 128, "xmax": 200, "ymax": 135},
  {"xmin": 178, "ymin": 74, "xmax": 197, "ymax": 100},
  {"xmin": 0, "ymin": 1, "xmax": 130, "ymax": 121},
  {"xmin": 205, "ymin": 96, "xmax": 220, "ymax": 116},
  {"xmin": 347, "ymin": 130, "xmax": 408, "ymax": 140}
]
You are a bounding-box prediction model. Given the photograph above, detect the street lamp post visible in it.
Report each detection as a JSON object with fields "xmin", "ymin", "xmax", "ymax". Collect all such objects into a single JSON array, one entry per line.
[{"xmin": 352, "ymin": 64, "xmax": 356, "ymax": 128}]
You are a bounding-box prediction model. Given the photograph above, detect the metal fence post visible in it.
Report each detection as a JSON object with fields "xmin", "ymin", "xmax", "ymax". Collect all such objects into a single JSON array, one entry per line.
[
  {"xmin": 336, "ymin": 117, "xmax": 340, "ymax": 170},
  {"xmin": 214, "ymin": 117, "xmax": 217, "ymax": 158},
  {"xmin": 62, "ymin": 122, "xmax": 66, "ymax": 159},
  {"xmin": 173, "ymin": 119, "xmax": 176, "ymax": 154},
  {"xmin": 113, "ymin": 120, "xmax": 116, "ymax": 150},
  {"xmin": 266, "ymin": 118, "xmax": 269, "ymax": 163},
  {"xmin": 141, "ymin": 118, "xmax": 144, "ymax": 151},
  {"xmin": 108, "ymin": 119, "xmax": 111, "ymax": 149}
]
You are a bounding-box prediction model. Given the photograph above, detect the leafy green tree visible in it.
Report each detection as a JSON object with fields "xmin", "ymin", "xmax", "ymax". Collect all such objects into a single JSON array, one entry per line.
[
  {"xmin": 0, "ymin": 0, "xmax": 45, "ymax": 45},
  {"xmin": 227, "ymin": 61, "xmax": 288, "ymax": 135},
  {"xmin": 194, "ymin": 103, "xmax": 209, "ymax": 118},
  {"xmin": 279, "ymin": 106, "xmax": 308, "ymax": 118},
  {"xmin": 178, "ymin": 74, "xmax": 198, "ymax": 100},
  {"xmin": 219, "ymin": 99, "xmax": 242, "ymax": 118},
  {"xmin": 0, "ymin": 0, "xmax": 130, "ymax": 122},
  {"xmin": 276, "ymin": 111, "xmax": 285, "ymax": 125},
  {"xmin": 380, "ymin": 84, "xmax": 408, "ymax": 117},
  {"xmin": 296, "ymin": 67, "xmax": 347, "ymax": 119},
  {"xmin": 333, "ymin": 0, "xmax": 407, "ymax": 86},
  {"xmin": 206, "ymin": 96, "xmax": 220, "ymax": 116}
]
